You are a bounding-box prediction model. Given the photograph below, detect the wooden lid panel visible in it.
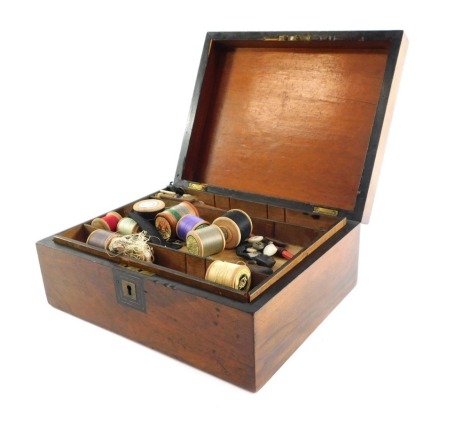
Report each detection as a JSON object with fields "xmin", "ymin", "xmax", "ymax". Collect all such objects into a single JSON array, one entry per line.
[{"xmin": 177, "ymin": 33, "xmax": 405, "ymax": 220}]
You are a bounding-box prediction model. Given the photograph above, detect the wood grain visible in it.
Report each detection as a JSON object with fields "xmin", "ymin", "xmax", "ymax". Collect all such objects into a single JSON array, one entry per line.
[
  {"xmin": 35, "ymin": 31, "xmax": 404, "ymax": 391},
  {"xmin": 183, "ymin": 45, "xmax": 389, "ymax": 211},
  {"xmin": 37, "ymin": 221, "xmax": 359, "ymax": 391},
  {"xmin": 253, "ymin": 223, "xmax": 360, "ymax": 390},
  {"xmin": 37, "ymin": 239, "xmax": 256, "ymax": 389}
]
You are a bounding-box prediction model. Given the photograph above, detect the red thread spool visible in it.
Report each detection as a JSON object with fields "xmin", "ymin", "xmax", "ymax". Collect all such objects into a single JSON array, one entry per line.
[{"xmin": 91, "ymin": 211, "xmax": 122, "ymax": 232}]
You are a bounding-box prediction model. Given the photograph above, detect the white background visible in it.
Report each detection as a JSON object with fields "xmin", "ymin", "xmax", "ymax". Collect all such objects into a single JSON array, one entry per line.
[{"xmin": 1, "ymin": 1, "xmax": 469, "ymax": 421}]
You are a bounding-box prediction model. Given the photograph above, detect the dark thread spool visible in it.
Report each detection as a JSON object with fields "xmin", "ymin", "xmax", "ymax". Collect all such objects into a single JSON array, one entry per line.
[
  {"xmin": 186, "ymin": 225, "xmax": 225, "ymax": 257},
  {"xmin": 176, "ymin": 214, "xmax": 209, "ymax": 240},
  {"xmin": 86, "ymin": 229, "xmax": 120, "ymax": 250},
  {"xmin": 155, "ymin": 201, "xmax": 199, "ymax": 240},
  {"xmin": 213, "ymin": 209, "xmax": 253, "ymax": 249},
  {"xmin": 91, "ymin": 211, "xmax": 122, "ymax": 232}
]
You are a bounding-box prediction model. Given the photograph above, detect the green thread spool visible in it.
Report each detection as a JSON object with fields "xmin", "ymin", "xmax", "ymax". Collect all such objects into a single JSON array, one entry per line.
[{"xmin": 155, "ymin": 201, "xmax": 199, "ymax": 240}]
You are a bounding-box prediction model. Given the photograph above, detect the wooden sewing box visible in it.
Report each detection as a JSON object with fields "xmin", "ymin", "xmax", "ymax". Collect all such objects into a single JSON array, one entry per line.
[{"xmin": 36, "ymin": 30, "xmax": 406, "ymax": 392}]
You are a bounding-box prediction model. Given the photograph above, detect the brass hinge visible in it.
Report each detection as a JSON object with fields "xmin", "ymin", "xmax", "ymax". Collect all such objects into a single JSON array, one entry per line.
[
  {"xmin": 264, "ymin": 34, "xmax": 313, "ymax": 42},
  {"xmin": 313, "ymin": 206, "xmax": 339, "ymax": 217},
  {"xmin": 187, "ymin": 182, "xmax": 207, "ymax": 191}
]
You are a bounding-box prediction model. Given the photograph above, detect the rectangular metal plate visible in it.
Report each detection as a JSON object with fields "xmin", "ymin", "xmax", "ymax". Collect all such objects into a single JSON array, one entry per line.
[{"xmin": 113, "ymin": 267, "xmax": 146, "ymax": 312}]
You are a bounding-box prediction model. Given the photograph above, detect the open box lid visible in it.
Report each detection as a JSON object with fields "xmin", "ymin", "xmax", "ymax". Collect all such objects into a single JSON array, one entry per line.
[{"xmin": 174, "ymin": 31, "xmax": 406, "ymax": 223}]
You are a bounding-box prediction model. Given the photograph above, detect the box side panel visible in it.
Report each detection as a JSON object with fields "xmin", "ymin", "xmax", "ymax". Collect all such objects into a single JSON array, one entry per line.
[
  {"xmin": 36, "ymin": 239, "xmax": 256, "ymax": 391},
  {"xmin": 253, "ymin": 224, "xmax": 360, "ymax": 391}
]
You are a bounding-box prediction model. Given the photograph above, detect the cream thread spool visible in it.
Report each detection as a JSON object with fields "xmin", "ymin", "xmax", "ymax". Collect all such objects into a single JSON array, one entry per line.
[
  {"xmin": 117, "ymin": 217, "xmax": 139, "ymax": 235},
  {"xmin": 205, "ymin": 261, "xmax": 251, "ymax": 290},
  {"xmin": 186, "ymin": 224, "xmax": 225, "ymax": 257},
  {"xmin": 133, "ymin": 199, "xmax": 165, "ymax": 220}
]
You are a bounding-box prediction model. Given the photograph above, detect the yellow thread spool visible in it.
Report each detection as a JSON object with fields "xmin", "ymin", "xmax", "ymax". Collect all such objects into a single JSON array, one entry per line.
[{"xmin": 205, "ymin": 261, "xmax": 251, "ymax": 290}]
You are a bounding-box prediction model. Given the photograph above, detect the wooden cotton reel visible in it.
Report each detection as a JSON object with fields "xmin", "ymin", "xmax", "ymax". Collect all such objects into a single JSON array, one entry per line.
[
  {"xmin": 205, "ymin": 261, "xmax": 251, "ymax": 291},
  {"xmin": 175, "ymin": 214, "xmax": 210, "ymax": 240},
  {"xmin": 133, "ymin": 199, "xmax": 165, "ymax": 220},
  {"xmin": 86, "ymin": 229, "xmax": 120, "ymax": 249},
  {"xmin": 91, "ymin": 211, "xmax": 122, "ymax": 232},
  {"xmin": 155, "ymin": 201, "xmax": 199, "ymax": 240},
  {"xmin": 186, "ymin": 225, "xmax": 225, "ymax": 257},
  {"xmin": 117, "ymin": 217, "xmax": 139, "ymax": 235},
  {"xmin": 213, "ymin": 209, "xmax": 253, "ymax": 249}
]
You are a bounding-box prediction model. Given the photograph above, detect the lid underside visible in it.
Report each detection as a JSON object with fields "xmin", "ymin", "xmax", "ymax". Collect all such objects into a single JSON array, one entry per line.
[{"xmin": 177, "ymin": 32, "xmax": 404, "ymax": 220}]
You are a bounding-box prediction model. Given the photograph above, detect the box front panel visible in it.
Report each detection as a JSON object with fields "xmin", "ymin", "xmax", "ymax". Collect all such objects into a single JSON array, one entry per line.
[{"xmin": 37, "ymin": 240, "xmax": 256, "ymax": 390}]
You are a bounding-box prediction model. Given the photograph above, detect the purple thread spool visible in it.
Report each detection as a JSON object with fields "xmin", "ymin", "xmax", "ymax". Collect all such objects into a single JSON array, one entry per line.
[{"xmin": 176, "ymin": 214, "xmax": 210, "ymax": 240}]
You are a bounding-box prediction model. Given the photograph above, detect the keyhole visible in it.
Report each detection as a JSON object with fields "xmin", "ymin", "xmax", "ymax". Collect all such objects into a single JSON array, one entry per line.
[{"xmin": 127, "ymin": 284, "xmax": 133, "ymax": 296}]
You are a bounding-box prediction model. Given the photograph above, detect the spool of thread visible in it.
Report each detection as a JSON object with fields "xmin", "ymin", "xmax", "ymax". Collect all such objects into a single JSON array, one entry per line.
[
  {"xmin": 212, "ymin": 209, "xmax": 253, "ymax": 249},
  {"xmin": 133, "ymin": 199, "xmax": 165, "ymax": 220},
  {"xmin": 155, "ymin": 201, "xmax": 199, "ymax": 240},
  {"xmin": 186, "ymin": 225, "xmax": 225, "ymax": 257},
  {"xmin": 205, "ymin": 261, "xmax": 251, "ymax": 291},
  {"xmin": 176, "ymin": 214, "xmax": 210, "ymax": 240},
  {"xmin": 127, "ymin": 211, "xmax": 181, "ymax": 249},
  {"xmin": 86, "ymin": 229, "xmax": 120, "ymax": 249},
  {"xmin": 91, "ymin": 211, "xmax": 122, "ymax": 232},
  {"xmin": 117, "ymin": 217, "xmax": 139, "ymax": 235}
]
